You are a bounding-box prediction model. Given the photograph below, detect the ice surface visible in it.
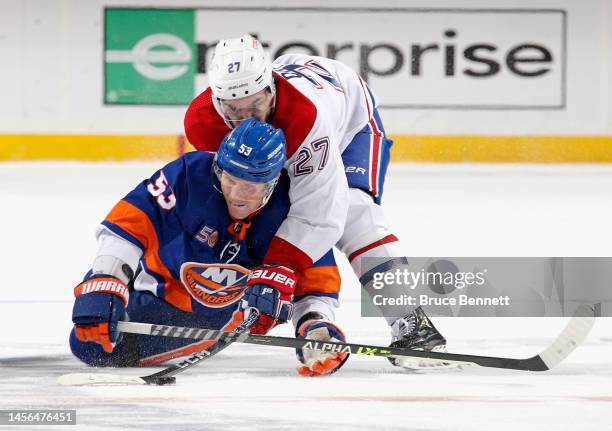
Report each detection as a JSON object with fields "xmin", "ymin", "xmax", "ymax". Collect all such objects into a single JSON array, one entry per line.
[{"xmin": 1, "ymin": 162, "xmax": 611, "ymax": 430}]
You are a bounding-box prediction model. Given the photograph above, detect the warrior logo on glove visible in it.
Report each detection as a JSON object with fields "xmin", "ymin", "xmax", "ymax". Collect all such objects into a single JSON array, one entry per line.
[{"xmin": 72, "ymin": 275, "xmax": 130, "ymax": 353}]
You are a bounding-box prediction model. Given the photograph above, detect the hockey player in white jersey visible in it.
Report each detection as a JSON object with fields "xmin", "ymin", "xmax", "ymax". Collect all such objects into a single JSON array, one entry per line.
[{"xmin": 184, "ymin": 34, "xmax": 447, "ymax": 369}]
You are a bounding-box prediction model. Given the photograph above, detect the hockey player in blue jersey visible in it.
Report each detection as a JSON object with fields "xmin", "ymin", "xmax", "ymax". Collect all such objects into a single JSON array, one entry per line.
[{"xmin": 70, "ymin": 119, "xmax": 348, "ymax": 376}]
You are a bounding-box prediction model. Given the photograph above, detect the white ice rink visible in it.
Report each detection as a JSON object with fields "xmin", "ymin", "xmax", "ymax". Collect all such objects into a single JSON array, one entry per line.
[{"xmin": 1, "ymin": 162, "xmax": 611, "ymax": 430}]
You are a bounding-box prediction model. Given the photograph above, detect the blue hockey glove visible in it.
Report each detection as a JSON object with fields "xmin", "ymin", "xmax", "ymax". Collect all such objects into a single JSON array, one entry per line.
[
  {"xmin": 241, "ymin": 265, "xmax": 296, "ymax": 334},
  {"xmin": 72, "ymin": 274, "xmax": 129, "ymax": 353}
]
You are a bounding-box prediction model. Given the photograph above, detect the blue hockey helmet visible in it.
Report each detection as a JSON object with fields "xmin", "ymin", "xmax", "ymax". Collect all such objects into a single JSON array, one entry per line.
[
  {"xmin": 214, "ymin": 119, "xmax": 286, "ymax": 207},
  {"xmin": 215, "ymin": 118, "xmax": 286, "ymax": 183}
]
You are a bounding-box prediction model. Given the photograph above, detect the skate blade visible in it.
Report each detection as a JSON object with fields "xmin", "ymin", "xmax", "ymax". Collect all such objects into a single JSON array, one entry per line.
[
  {"xmin": 394, "ymin": 359, "xmax": 463, "ymax": 372},
  {"xmin": 391, "ymin": 346, "xmax": 462, "ymax": 371}
]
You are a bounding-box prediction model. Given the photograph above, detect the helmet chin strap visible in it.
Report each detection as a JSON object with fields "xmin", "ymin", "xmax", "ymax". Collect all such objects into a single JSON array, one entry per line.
[
  {"xmin": 212, "ymin": 96, "xmax": 236, "ymax": 130},
  {"xmin": 259, "ymin": 176, "xmax": 279, "ymax": 207},
  {"xmin": 213, "ymin": 81, "xmax": 277, "ymax": 130}
]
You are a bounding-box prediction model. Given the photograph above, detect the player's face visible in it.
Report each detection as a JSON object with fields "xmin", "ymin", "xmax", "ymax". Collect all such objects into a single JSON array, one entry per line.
[
  {"xmin": 220, "ymin": 89, "xmax": 274, "ymax": 126},
  {"xmin": 220, "ymin": 172, "xmax": 267, "ymax": 219}
]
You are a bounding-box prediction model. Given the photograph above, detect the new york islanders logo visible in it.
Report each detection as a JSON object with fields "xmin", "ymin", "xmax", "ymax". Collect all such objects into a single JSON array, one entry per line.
[{"xmin": 180, "ymin": 263, "xmax": 249, "ymax": 308}]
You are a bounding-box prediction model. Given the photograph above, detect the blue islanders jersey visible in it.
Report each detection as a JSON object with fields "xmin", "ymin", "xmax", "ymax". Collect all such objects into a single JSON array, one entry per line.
[{"xmin": 100, "ymin": 152, "xmax": 340, "ymax": 327}]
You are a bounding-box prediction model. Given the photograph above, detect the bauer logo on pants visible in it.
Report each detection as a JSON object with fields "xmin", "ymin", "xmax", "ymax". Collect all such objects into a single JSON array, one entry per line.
[{"xmin": 180, "ymin": 262, "xmax": 249, "ymax": 308}]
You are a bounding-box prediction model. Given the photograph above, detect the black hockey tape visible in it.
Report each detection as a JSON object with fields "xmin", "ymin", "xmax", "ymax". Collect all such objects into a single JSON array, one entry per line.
[{"xmin": 144, "ymin": 376, "xmax": 176, "ymax": 386}]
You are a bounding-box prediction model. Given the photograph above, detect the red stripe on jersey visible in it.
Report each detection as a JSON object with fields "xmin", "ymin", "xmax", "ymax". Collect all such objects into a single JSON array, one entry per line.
[
  {"xmin": 271, "ymin": 72, "xmax": 318, "ymax": 158},
  {"xmin": 264, "ymin": 236, "xmax": 314, "ymax": 274},
  {"xmin": 368, "ymin": 109, "xmax": 383, "ymax": 136},
  {"xmin": 359, "ymin": 77, "xmax": 383, "ymax": 197},
  {"xmin": 348, "ymin": 234, "xmax": 399, "ymax": 262},
  {"xmin": 358, "ymin": 76, "xmax": 373, "ymax": 123},
  {"xmin": 370, "ymin": 131, "xmax": 381, "ymax": 197},
  {"xmin": 184, "ymin": 88, "xmax": 231, "ymax": 152}
]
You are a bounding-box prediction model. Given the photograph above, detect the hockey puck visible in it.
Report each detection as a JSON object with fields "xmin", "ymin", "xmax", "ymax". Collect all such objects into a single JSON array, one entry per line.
[{"xmin": 147, "ymin": 377, "xmax": 176, "ymax": 386}]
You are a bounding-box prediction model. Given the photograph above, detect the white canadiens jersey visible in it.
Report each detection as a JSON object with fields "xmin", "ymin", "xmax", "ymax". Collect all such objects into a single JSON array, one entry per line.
[{"xmin": 269, "ymin": 54, "xmax": 379, "ymax": 265}]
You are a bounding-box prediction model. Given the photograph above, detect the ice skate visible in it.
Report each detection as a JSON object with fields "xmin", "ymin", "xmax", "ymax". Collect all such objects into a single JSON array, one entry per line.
[{"xmin": 388, "ymin": 307, "xmax": 457, "ymax": 370}]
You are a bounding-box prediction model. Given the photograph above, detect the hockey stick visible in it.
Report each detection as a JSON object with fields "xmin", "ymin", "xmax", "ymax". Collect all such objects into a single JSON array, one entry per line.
[
  {"xmin": 57, "ymin": 309, "xmax": 260, "ymax": 386},
  {"xmin": 115, "ymin": 304, "xmax": 595, "ymax": 372}
]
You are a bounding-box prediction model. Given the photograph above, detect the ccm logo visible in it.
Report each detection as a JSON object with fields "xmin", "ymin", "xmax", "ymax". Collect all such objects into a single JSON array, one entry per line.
[{"xmin": 250, "ymin": 269, "xmax": 296, "ymax": 288}]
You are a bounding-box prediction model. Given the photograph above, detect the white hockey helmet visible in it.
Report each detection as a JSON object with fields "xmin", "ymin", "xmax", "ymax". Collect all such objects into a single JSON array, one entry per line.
[{"xmin": 208, "ymin": 34, "xmax": 275, "ymax": 101}]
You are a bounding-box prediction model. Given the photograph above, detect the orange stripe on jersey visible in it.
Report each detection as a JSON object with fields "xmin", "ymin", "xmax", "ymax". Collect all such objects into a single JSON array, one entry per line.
[
  {"xmin": 105, "ymin": 200, "xmax": 192, "ymax": 312},
  {"xmin": 295, "ymin": 265, "xmax": 341, "ymax": 296}
]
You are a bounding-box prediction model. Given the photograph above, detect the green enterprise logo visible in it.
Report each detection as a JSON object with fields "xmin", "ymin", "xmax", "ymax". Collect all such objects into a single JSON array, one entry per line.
[{"xmin": 104, "ymin": 9, "xmax": 196, "ymax": 105}]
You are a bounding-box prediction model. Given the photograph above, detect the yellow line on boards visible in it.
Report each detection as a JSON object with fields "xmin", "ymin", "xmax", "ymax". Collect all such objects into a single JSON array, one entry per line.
[
  {"xmin": 0, "ymin": 134, "xmax": 611, "ymax": 162},
  {"xmin": 390, "ymin": 135, "xmax": 612, "ymax": 163},
  {"xmin": 0, "ymin": 135, "xmax": 184, "ymax": 161}
]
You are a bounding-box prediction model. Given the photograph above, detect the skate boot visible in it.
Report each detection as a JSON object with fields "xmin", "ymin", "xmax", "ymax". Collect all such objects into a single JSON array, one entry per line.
[{"xmin": 388, "ymin": 306, "xmax": 450, "ymax": 369}]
